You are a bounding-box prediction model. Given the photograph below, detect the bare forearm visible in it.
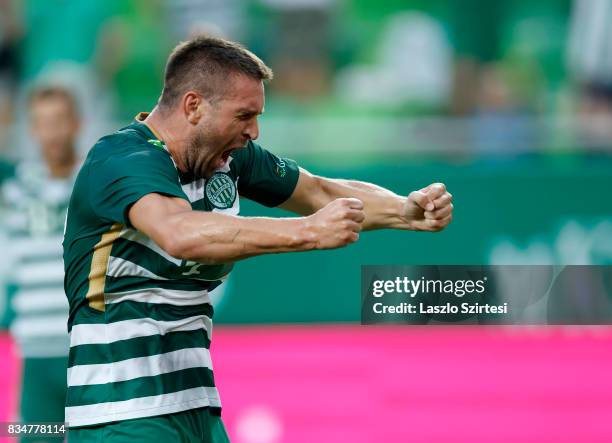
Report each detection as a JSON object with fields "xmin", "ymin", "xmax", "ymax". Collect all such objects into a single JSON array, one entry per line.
[
  {"xmin": 281, "ymin": 168, "xmax": 452, "ymax": 233},
  {"xmin": 319, "ymin": 178, "xmax": 410, "ymax": 230},
  {"xmin": 165, "ymin": 211, "xmax": 316, "ymax": 264},
  {"xmin": 130, "ymin": 192, "xmax": 364, "ymax": 266}
]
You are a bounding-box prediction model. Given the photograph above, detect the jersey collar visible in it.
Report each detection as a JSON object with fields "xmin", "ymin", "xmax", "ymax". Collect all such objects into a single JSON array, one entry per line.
[
  {"xmin": 133, "ymin": 112, "xmax": 168, "ymax": 151},
  {"xmin": 133, "ymin": 112, "xmax": 164, "ymax": 140},
  {"xmin": 132, "ymin": 112, "xmax": 185, "ymax": 177}
]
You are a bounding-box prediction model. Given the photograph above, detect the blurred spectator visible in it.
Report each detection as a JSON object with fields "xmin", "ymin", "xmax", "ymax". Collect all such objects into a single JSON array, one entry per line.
[
  {"xmin": 575, "ymin": 82, "xmax": 612, "ymax": 150},
  {"xmin": 567, "ymin": 0, "xmax": 612, "ymax": 87},
  {"xmin": 0, "ymin": 86, "xmax": 80, "ymax": 437},
  {"xmin": 19, "ymin": 62, "xmax": 113, "ymax": 160},
  {"xmin": 259, "ymin": 0, "xmax": 335, "ymax": 99},
  {"xmin": 472, "ymin": 63, "xmax": 537, "ymax": 153},
  {"xmin": 450, "ymin": 0, "xmax": 568, "ymax": 116},
  {"xmin": 0, "ymin": 0, "xmax": 22, "ymax": 156},
  {"xmin": 5, "ymin": 0, "xmax": 123, "ymax": 160},
  {"xmin": 19, "ymin": 0, "xmax": 121, "ymax": 82},
  {"xmin": 164, "ymin": 0, "xmax": 247, "ymax": 41},
  {"xmin": 334, "ymin": 11, "xmax": 451, "ymax": 110},
  {"xmin": 95, "ymin": 0, "xmax": 171, "ymax": 121},
  {"xmin": 567, "ymin": 0, "xmax": 612, "ymax": 150}
]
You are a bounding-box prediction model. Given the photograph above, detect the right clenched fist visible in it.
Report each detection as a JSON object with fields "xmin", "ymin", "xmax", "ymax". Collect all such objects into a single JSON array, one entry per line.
[{"xmin": 304, "ymin": 198, "xmax": 365, "ymax": 249}]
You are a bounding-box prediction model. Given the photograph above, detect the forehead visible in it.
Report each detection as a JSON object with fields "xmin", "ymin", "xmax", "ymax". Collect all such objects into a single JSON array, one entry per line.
[
  {"xmin": 219, "ymin": 75, "xmax": 264, "ymax": 111},
  {"xmin": 31, "ymin": 95, "xmax": 74, "ymax": 116}
]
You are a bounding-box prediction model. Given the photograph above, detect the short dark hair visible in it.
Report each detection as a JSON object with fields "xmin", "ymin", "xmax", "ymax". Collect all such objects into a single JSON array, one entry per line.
[
  {"xmin": 28, "ymin": 85, "xmax": 79, "ymax": 115},
  {"xmin": 159, "ymin": 35, "xmax": 273, "ymax": 109}
]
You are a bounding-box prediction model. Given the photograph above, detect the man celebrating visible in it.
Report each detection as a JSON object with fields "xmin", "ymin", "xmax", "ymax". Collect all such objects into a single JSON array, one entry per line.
[{"xmin": 64, "ymin": 36, "xmax": 452, "ymax": 442}]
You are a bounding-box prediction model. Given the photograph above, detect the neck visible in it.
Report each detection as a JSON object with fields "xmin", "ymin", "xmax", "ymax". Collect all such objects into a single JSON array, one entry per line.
[{"xmin": 144, "ymin": 107, "xmax": 187, "ymax": 172}]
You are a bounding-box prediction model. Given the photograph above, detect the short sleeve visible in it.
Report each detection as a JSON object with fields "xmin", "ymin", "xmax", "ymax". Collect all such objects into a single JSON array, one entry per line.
[
  {"xmin": 233, "ymin": 141, "xmax": 300, "ymax": 207},
  {"xmin": 89, "ymin": 147, "xmax": 189, "ymax": 226}
]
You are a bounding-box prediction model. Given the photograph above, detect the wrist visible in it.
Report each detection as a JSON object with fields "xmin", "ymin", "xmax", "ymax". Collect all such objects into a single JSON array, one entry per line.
[
  {"xmin": 390, "ymin": 196, "xmax": 415, "ymax": 230},
  {"xmin": 293, "ymin": 216, "xmax": 319, "ymax": 250},
  {"xmin": 369, "ymin": 196, "xmax": 410, "ymax": 230}
]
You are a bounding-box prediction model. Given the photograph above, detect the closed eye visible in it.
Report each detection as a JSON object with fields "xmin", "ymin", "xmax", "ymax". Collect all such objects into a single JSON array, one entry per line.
[{"xmin": 236, "ymin": 109, "xmax": 263, "ymax": 121}]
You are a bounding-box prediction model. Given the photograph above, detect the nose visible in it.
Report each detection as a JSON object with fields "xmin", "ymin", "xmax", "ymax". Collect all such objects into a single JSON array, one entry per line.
[{"xmin": 243, "ymin": 118, "xmax": 259, "ymax": 141}]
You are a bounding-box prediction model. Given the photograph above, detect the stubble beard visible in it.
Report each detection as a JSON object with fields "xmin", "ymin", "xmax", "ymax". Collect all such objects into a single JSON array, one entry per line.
[{"xmin": 185, "ymin": 130, "xmax": 214, "ymax": 180}]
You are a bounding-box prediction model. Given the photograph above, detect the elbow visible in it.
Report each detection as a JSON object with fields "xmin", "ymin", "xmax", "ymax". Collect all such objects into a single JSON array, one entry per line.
[
  {"xmin": 155, "ymin": 222, "xmax": 225, "ymax": 265},
  {"xmin": 176, "ymin": 244, "xmax": 226, "ymax": 265},
  {"xmin": 157, "ymin": 228, "xmax": 188, "ymax": 260},
  {"xmin": 153, "ymin": 216, "xmax": 191, "ymax": 260},
  {"xmin": 308, "ymin": 175, "xmax": 332, "ymax": 212}
]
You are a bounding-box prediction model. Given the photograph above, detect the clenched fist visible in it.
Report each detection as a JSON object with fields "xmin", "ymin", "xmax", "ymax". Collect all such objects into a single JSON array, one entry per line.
[
  {"xmin": 304, "ymin": 198, "xmax": 365, "ymax": 249},
  {"xmin": 402, "ymin": 183, "xmax": 453, "ymax": 231}
]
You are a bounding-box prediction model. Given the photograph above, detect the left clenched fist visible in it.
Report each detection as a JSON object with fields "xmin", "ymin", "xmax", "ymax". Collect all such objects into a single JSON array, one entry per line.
[{"xmin": 402, "ymin": 183, "xmax": 453, "ymax": 232}]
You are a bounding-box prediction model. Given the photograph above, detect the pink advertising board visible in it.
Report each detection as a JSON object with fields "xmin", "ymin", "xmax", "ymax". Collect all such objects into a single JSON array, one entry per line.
[{"xmin": 2, "ymin": 326, "xmax": 611, "ymax": 442}]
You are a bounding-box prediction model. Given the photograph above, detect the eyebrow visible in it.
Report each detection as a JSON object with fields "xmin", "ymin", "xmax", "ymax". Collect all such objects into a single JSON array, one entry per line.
[{"xmin": 236, "ymin": 108, "xmax": 264, "ymax": 116}]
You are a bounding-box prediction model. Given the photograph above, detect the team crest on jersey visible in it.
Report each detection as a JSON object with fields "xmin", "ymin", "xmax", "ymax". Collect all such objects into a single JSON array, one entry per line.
[{"xmin": 205, "ymin": 172, "xmax": 236, "ymax": 209}]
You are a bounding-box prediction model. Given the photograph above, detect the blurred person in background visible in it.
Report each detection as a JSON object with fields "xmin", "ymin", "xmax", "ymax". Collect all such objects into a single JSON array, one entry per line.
[
  {"xmin": 163, "ymin": 0, "xmax": 246, "ymax": 41},
  {"xmin": 575, "ymin": 82, "xmax": 612, "ymax": 149},
  {"xmin": 12, "ymin": 0, "xmax": 121, "ymax": 145},
  {"xmin": 0, "ymin": 85, "xmax": 81, "ymax": 442},
  {"xmin": 95, "ymin": 0, "xmax": 171, "ymax": 121},
  {"xmin": 18, "ymin": 0, "xmax": 119, "ymax": 82},
  {"xmin": 261, "ymin": 0, "xmax": 335, "ymax": 99},
  {"xmin": 567, "ymin": 0, "xmax": 612, "ymax": 150},
  {"xmin": 0, "ymin": 0, "xmax": 22, "ymax": 157}
]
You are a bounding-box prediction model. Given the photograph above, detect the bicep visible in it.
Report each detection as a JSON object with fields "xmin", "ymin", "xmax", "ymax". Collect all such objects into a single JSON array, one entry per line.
[{"xmin": 128, "ymin": 193, "xmax": 192, "ymax": 250}]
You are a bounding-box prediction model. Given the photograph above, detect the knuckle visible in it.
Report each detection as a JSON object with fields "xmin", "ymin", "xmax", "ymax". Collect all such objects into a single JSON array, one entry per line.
[{"xmin": 430, "ymin": 220, "xmax": 442, "ymax": 229}]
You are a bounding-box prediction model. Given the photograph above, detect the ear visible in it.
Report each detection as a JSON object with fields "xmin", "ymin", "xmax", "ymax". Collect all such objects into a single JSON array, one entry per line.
[{"xmin": 183, "ymin": 91, "xmax": 203, "ymax": 124}]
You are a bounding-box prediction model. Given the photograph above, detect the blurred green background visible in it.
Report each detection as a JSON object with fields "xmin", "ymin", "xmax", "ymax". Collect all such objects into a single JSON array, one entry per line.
[{"xmin": 0, "ymin": 0, "xmax": 611, "ymax": 323}]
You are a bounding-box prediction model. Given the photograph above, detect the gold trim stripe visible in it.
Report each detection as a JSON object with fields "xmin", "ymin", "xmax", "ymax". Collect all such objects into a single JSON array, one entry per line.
[
  {"xmin": 86, "ymin": 223, "xmax": 123, "ymax": 312},
  {"xmin": 135, "ymin": 112, "xmax": 164, "ymax": 141}
]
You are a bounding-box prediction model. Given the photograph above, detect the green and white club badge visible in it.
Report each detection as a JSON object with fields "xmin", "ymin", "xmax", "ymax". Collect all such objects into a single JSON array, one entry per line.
[{"xmin": 205, "ymin": 172, "xmax": 237, "ymax": 209}]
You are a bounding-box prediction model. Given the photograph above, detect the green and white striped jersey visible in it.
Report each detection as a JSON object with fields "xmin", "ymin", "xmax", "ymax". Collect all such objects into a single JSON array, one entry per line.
[
  {"xmin": 1, "ymin": 161, "xmax": 76, "ymax": 358},
  {"xmin": 63, "ymin": 114, "xmax": 299, "ymax": 427}
]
